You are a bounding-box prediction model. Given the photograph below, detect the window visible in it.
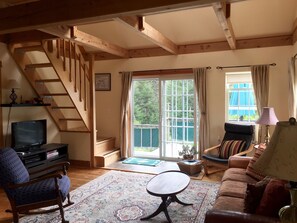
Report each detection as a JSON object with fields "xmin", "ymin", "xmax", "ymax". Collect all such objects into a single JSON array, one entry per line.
[
  {"xmin": 131, "ymin": 76, "xmax": 199, "ymax": 160},
  {"xmin": 226, "ymin": 72, "xmax": 258, "ymax": 123}
]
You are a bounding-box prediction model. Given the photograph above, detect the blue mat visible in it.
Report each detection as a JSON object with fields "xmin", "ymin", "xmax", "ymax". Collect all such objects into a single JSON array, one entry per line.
[{"xmin": 122, "ymin": 157, "xmax": 162, "ymax": 166}]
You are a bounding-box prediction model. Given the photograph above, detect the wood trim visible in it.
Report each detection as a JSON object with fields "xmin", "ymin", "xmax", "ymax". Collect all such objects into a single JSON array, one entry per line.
[
  {"xmin": 116, "ymin": 16, "xmax": 178, "ymax": 54},
  {"xmin": 69, "ymin": 159, "xmax": 91, "ymax": 168},
  {"xmin": 0, "ymin": 0, "xmax": 245, "ymax": 35},
  {"xmin": 89, "ymin": 55, "xmax": 96, "ymax": 168},
  {"xmin": 0, "ymin": 61, "xmax": 2, "ymax": 147},
  {"xmin": 90, "ymin": 35, "xmax": 292, "ymax": 60},
  {"xmin": 212, "ymin": 2, "xmax": 236, "ymax": 50},
  {"xmin": 293, "ymin": 17, "xmax": 297, "ymax": 44}
]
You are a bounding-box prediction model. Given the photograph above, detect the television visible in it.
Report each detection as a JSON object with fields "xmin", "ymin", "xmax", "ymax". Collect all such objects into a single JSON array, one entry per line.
[{"xmin": 11, "ymin": 119, "xmax": 47, "ymax": 151}]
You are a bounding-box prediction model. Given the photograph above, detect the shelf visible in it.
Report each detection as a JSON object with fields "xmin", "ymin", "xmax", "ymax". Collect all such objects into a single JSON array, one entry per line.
[{"xmin": 0, "ymin": 103, "xmax": 51, "ymax": 107}]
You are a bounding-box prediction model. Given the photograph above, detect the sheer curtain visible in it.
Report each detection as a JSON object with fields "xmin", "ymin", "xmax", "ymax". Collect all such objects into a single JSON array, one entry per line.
[
  {"xmin": 193, "ymin": 67, "xmax": 209, "ymax": 159},
  {"xmin": 120, "ymin": 72, "xmax": 133, "ymax": 158},
  {"xmin": 288, "ymin": 57, "xmax": 297, "ymax": 118},
  {"xmin": 251, "ymin": 65, "xmax": 270, "ymax": 142}
]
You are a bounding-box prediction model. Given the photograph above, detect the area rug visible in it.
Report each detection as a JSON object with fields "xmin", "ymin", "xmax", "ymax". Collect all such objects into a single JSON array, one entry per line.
[
  {"xmin": 20, "ymin": 170, "xmax": 219, "ymax": 223},
  {"xmin": 122, "ymin": 157, "xmax": 162, "ymax": 166}
]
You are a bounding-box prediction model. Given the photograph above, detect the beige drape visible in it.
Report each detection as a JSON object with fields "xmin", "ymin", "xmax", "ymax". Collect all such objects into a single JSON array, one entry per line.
[
  {"xmin": 120, "ymin": 72, "xmax": 133, "ymax": 158},
  {"xmin": 251, "ymin": 65, "xmax": 270, "ymax": 143},
  {"xmin": 288, "ymin": 57, "xmax": 297, "ymax": 118},
  {"xmin": 193, "ymin": 67, "xmax": 209, "ymax": 159}
]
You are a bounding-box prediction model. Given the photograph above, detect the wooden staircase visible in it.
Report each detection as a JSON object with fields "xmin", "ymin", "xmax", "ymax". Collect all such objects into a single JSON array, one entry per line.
[
  {"xmin": 94, "ymin": 137, "xmax": 121, "ymax": 167},
  {"xmin": 8, "ymin": 39, "xmax": 91, "ymax": 132}
]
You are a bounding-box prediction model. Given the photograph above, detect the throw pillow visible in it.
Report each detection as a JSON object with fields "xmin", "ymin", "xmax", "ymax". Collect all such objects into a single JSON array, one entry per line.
[
  {"xmin": 246, "ymin": 146, "xmax": 266, "ymax": 180},
  {"xmin": 256, "ymin": 179, "xmax": 290, "ymax": 217},
  {"xmin": 244, "ymin": 176, "xmax": 271, "ymax": 213},
  {"xmin": 219, "ymin": 140, "xmax": 246, "ymax": 159}
]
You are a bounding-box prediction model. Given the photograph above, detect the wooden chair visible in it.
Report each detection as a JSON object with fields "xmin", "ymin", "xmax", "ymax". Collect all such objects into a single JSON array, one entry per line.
[
  {"xmin": 0, "ymin": 148, "xmax": 73, "ymax": 223},
  {"xmin": 202, "ymin": 123, "xmax": 254, "ymax": 173}
]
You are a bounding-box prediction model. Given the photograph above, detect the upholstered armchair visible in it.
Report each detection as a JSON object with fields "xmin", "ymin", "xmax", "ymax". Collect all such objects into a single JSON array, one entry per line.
[
  {"xmin": 0, "ymin": 148, "xmax": 73, "ymax": 223},
  {"xmin": 202, "ymin": 123, "xmax": 254, "ymax": 172}
]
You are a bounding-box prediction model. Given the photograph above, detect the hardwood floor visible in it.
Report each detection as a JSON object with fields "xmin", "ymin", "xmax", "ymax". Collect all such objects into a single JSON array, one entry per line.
[{"xmin": 0, "ymin": 164, "xmax": 223, "ymax": 223}]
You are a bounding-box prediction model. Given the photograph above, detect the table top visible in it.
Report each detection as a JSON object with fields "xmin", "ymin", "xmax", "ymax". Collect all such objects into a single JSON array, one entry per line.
[{"xmin": 146, "ymin": 171, "xmax": 190, "ymax": 197}]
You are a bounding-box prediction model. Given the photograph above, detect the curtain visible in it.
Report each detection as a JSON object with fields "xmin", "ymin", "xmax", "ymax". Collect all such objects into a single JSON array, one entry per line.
[
  {"xmin": 120, "ymin": 72, "xmax": 133, "ymax": 158},
  {"xmin": 288, "ymin": 57, "xmax": 297, "ymax": 118},
  {"xmin": 193, "ymin": 67, "xmax": 209, "ymax": 159},
  {"xmin": 251, "ymin": 65, "xmax": 270, "ymax": 143}
]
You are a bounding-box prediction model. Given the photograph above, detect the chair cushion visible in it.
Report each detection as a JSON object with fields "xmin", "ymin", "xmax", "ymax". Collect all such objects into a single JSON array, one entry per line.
[
  {"xmin": 0, "ymin": 148, "xmax": 29, "ymax": 188},
  {"xmin": 13, "ymin": 175, "xmax": 71, "ymax": 206},
  {"xmin": 246, "ymin": 147, "xmax": 266, "ymax": 180},
  {"xmin": 219, "ymin": 140, "xmax": 246, "ymax": 159}
]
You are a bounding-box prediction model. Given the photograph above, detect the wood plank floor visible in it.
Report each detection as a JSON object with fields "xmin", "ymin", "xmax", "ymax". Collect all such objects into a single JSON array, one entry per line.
[{"xmin": 0, "ymin": 163, "xmax": 223, "ymax": 223}]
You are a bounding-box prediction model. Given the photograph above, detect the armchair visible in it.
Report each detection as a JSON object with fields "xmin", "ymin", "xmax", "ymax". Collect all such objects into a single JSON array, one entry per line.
[
  {"xmin": 0, "ymin": 148, "xmax": 73, "ymax": 223},
  {"xmin": 202, "ymin": 123, "xmax": 254, "ymax": 172}
]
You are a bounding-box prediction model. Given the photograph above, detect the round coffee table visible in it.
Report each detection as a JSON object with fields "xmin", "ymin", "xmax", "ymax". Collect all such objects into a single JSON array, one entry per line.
[{"xmin": 140, "ymin": 170, "xmax": 192, "ymax": 223}]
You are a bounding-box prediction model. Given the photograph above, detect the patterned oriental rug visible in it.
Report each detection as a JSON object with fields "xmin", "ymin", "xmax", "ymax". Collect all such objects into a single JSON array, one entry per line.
[{"xmin": 20, "ymin": 171, "xmax": 219, "ymax": 223}]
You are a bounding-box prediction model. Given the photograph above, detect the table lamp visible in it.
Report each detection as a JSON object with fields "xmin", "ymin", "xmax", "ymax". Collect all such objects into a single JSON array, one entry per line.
[
  {"xmin": 6, "ymin": 79, "xmax": 20, "ymax": 104},
  {"xmin": 253, "ymin": 117, "xmax": 297, "ymax": 223},
  {"xmin": 256, "ymin": 107, "xmax": 278, "ymax": 144}
]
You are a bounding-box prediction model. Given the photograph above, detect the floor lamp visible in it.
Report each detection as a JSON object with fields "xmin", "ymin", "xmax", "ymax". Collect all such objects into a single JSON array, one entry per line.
[
  {"xmin": 256, "ymin": 107, "xmax": 278, "ymax": 145},
  {"xmin": 253, "ymin": 118, "xmax": 297, "ymax": 223}
]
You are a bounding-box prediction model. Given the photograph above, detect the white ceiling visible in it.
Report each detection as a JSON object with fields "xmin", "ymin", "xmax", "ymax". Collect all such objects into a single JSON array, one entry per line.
[{"xmin": 77, "ymin": 0, "xmax": 297, "ymax": 51}]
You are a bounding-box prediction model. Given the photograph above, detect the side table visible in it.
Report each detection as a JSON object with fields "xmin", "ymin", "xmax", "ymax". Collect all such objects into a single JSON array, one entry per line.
[{"xmin": 177, "ymin": 160, "xmax": 208, "ymax": 176}]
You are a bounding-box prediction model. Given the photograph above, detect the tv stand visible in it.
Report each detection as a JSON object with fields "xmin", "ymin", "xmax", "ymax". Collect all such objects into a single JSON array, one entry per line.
[{"xmin": 17, "ymin": 143, "xmax": 68, "ymax": 178}]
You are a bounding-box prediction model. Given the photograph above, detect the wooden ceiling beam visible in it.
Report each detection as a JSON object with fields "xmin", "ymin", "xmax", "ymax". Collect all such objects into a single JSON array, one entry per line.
[
  {"xmin": 115, "ymin": 16, "xmax": 178, "ymax": 54},
  {"xmin": 0, "ymin": 0, "xmax": 246, "ymax": 35},
  {"xmin": 212, "ymin": 2, "xmax": 236, "ymax": 50},
  {"xmin": 40, "ymin": 26, "xmax": 129, "ymax": 58},
  {"xmin": 90, "ymin": 34, "xmax": 292, "ymax": 60}
]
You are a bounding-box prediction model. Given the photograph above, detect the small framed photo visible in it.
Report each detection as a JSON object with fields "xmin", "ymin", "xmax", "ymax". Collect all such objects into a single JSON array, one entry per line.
[{"xmin": 95, "ymin": 73, "xmax": 111, "ymax": 91}]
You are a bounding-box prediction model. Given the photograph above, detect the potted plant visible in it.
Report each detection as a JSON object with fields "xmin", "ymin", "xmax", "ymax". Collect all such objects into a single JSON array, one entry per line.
[{"xmin": 178, "ymin": 145, "xmax": 198, "ymax": 160}]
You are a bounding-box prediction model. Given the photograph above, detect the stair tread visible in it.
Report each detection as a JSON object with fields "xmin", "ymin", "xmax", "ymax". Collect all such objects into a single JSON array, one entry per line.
[
  {"xmin": 15, "ymin": 45, "xmax": 43, "ymax": 52},
  {"xmin": 26, "ymin": 63, "xmax": 52, "ymax": 69},
  {"xmin": 95, "ymin": 148, "xmax": 120, "ymax": 157},
  {"xmin": 59, "ymin": 118, "xmax": 82, "ymax": 121},
  {"xmin": 36, "ymin": 79, "xmax": 60, "ymax": 83}
]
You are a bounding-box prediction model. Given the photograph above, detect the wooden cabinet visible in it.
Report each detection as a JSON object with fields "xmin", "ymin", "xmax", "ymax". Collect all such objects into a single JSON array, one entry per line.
[{"xmin": 17, "ymin": 143, "xmax": 68, "ymax": 178}]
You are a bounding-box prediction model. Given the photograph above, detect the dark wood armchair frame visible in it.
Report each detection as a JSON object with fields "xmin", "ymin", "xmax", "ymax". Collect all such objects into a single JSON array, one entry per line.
[{"xmin": 5, "ymin": 161, "xmax": 73, "ymax": 223}]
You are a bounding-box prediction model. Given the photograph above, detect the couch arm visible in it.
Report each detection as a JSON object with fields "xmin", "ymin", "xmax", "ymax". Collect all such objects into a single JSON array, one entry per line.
[
  {"xmin": 228, "ymin": 156, "xmax": 252, "ymax": 169},
  {"xmin": 205, "ymin": 210, "xmax": 280, "ymax": 223}
]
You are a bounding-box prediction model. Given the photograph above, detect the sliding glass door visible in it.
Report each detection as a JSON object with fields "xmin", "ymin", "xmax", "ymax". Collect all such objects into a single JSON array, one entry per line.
[{"xmin": 132, "ymin": 77, "xmax": 198, "ymax": 160}]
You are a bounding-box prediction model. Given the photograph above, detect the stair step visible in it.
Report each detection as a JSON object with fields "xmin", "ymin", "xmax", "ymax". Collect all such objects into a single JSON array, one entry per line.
[
  {"xmin": 95, "ymin": 137, "xmax": 115, "ymax": 156},
  {"xmin": 94, "ymin": 149, "xmax": 121, "ymax": 167},
  {"xmin": 25, "ymin": 63, "xmax": 52, "ymax": 69},
  {"xmin": 15, "ymin": 45, "xmax": 43, "ymax": 52},
  {"xmin": 36, "ymin": 79, "xmax": 60, "ymax": 83},
  {"xmin": 59, "ymin": 118, "xmax": 82, "ymax": 121},
  {"xmin": 41, "ymin": 93, "xmax": 68, "ymax": 96},
  {"xmin": 52, "ymin": 106, "xmax": 75, "ymax": 109}
]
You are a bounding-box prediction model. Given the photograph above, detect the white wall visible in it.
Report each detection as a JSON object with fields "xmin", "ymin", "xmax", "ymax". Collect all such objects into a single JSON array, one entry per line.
[{"xmin": 95, "ymin": 46, "xmax": 292, "ymax": 148}]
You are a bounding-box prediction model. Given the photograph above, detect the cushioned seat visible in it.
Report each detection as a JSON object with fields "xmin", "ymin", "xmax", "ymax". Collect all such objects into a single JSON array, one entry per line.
[{"xmin": 0, "ymin": 148, "xmax": 73, "ymax": 223}]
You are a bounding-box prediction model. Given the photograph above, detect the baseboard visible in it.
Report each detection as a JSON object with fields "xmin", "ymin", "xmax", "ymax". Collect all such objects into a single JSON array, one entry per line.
[{"xmin": 69, "ymin": 159, "xmax": 91, "ymax": 168}]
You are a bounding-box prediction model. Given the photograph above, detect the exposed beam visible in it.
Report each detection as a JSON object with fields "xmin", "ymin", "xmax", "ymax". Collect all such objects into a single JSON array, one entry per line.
[
  {"xmin": 212, "ymin": 2, "xmax": 236, "ymax": 50},
  {"xmin": 0, "ymin": 0, "xmax": 245, "ymax": 34},
  {"xmin": 40, "ymin": 26, "xmax": 129, "ymax": 58},
  {"xmin": 90, "ymin": 35, "xmax": 292, "ymax": 60},
  {"xmin": 116, "ymin": 16, "xmax": 178, "ymax": 54}
]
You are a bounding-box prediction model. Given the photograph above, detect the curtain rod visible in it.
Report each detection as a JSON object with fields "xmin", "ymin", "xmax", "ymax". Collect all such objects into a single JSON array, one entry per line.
[
  {"xmin": 120, "ymin": 66, "xmax": 211, "ymax": 76},
  {"xmin": 216, "ymin": 63, "xmax": 276, "ymax": 70}
]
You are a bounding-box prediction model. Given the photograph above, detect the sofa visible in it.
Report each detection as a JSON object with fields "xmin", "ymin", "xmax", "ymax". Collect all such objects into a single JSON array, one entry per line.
[{"xmin": 204, "ymin": 155, "xmax": 285, "ymax": 223}]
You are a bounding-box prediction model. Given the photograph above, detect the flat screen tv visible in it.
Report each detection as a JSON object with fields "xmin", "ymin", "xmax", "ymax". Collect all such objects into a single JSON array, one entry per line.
[{"xmin": 11, "ymin": 119, "xmax": 47, "ymax": 151}]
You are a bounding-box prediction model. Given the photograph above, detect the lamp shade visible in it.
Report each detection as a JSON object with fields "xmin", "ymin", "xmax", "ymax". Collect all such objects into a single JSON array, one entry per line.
[
  {"xmin": 253, "ymin": 118, "xmax": 297, "ymax": 182},
  {"xmin": 6, "ymin": 79, "xmax": 19, "ymax": 89},
  {"xmin": 256, "ymin": 107, "xmax": 278, "ymax": 125}
]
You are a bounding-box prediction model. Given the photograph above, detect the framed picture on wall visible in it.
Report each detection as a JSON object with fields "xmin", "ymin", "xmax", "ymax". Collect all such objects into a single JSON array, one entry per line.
[{"xmin": 95, "ymin": 73, "xmax": 111, "ymax": 91}]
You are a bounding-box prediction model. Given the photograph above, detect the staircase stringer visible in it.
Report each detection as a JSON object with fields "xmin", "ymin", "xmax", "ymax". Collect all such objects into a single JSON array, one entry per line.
[
  {"xmin": 41, "ymin": 40, "xmax": 91, "ymax": 131},
  {"xmin": 8, "ymin": 43, "xmax": 68, "ymax": 131}
]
